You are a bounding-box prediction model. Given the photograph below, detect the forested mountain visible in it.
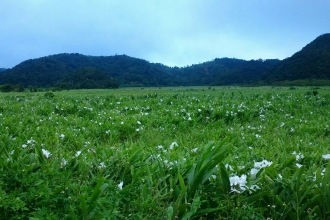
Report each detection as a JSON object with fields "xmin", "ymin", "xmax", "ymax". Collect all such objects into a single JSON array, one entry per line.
[
  {"xmin": 0, "ymin": 53, "xmax": 279, "ymax": 87},
  {"xmin": 270, "ymin": 33, "xmax": 330, "ymax": 83},
  {"xmin": 0, "ymin": 33, "xmax": 329, "ymax": 88},
  {"xmin": 177, "ymin": 58, "xmax": 280, "ymax": 85},
  {"xmin": 0, "ymin": 54, "xmax": 176, "ymax": 88},
  {"xmin": 0, "ymin": 68, "xmax": 6, "ymax": 72}
]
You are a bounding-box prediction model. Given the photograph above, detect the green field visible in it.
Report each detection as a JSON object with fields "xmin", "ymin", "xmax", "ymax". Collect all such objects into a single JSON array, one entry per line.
[{"xmin": 1, "ymin": 87, "xmax": 330, "ymax": 219}]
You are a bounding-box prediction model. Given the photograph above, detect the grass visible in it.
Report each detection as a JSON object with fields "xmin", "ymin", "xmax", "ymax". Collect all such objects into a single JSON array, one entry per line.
[{"xmin": 1, "ymin": 86, "xmax": 330, "ymax": 219}]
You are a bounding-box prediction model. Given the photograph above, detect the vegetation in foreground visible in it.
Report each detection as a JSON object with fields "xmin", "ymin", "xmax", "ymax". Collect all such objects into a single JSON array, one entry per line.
[{"xmin": 1, "ymin": 87, "xmax": 330, "ymax": 219}]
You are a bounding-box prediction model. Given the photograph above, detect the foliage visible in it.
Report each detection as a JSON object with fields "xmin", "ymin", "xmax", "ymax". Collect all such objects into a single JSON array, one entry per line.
[
  {"xmin": 1, "ymin": 86, "xmax": 330, "ymax": 219},
  {"xmin": 44, "ymin": 92, "xmax": 55, "ymax": 99},
  {"xmin": 1, "ymin": 33, "xmax": 330, "ymax": 88},
  {"xmin": 1, "ymin": 34, "xmax": 330, "ymax": 88},
  {"xmin": 271, "ymin": 33, "xmax": 330, "ymax": 82},
  {"xmin": 57, "ymin": 67, "xmax": 119, "ymax": 90},
  {"xmin": 0, "ymin": 84, "xmax": 14, "ymax": 92},
  {"xmin": 0, "ymin": 54, "xmax": 280, "ymax": 88},
  {"xmin": 0, "ymin": 84, "xmax": 24, "ymax": 92}
]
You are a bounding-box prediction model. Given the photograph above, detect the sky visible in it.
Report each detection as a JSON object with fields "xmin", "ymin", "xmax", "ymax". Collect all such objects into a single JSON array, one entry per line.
[{"xmin": 1, "ymin": 1, "xmax": 330, "ymax": 68}]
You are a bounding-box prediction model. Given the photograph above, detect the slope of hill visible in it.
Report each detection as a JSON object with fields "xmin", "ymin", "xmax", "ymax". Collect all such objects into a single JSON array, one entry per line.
[
  {"xmin": 0, "ymin": 54, "xmax": 279, "ymax": 87},
  {"xmin": 178, "ymin": 58, "xmax": 280, "ymax": 86},
  {"xmin": 0, "ymin": 54, "xmax": 180, "ymax": 87},
  {"xmin": 270, "ymin": 33, "xmax": 330, "ymax": 82},
  {"xmin": 0, "ymin": 33, "xmax": 329, "ymax": 88},
  {"xmin": 0, "ymin": 68, "xmax": 6, "ymax": 72}
]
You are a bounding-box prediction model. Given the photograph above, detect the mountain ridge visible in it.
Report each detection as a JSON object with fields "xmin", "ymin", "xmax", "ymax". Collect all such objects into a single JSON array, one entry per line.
[
  {"xmin": 269, "ymin": 33, "xmax": 330, "ymax": 82},
  {"xmin": 0, "ymin": 33, "xmax": 329, "ymax": 88}
]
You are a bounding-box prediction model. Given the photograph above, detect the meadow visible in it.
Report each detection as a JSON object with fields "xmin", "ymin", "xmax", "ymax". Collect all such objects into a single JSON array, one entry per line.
[{"xmin": 1, "ymin": 86, "xmax": 330, "ymax": 219}]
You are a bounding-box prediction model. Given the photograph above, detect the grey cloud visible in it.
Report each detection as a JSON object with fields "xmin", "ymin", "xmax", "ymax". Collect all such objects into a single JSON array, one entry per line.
[{"xmin": 1, "ymin": 0, "xmax": 330, "ymax": 68}]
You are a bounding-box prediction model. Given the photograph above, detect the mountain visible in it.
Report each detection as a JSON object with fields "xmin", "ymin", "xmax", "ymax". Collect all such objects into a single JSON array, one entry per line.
[
  {"xmin": 0, "ymin": 68, "xmax": 6, "ymax": 72},
  {"xmin": 270, "ymin": 33, "xmax": 330, "ymax": 82},
  {"xmin": 0, "ymin": 54, "xmax": 180, "ymax": 87},
  {"xmin": 0, "ymin": 33, "xmax": 329, "ymax": 88},
  {"xmin": 0, "ymin": 54, "xmax": 279, "ymax": 88},
  {"xmin": 178, "ymin": 58, "xmax": 280, "ymax": 86}
]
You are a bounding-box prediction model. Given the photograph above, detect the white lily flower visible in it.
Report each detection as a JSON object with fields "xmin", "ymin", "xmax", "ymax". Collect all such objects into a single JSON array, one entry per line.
[
  {"xmin": 118, "ymin": 181, "xmax": 124, "ymax": 190},
  {"xmin": 42, "ymin": 149, "xmax": 51, "ymax": 158}
]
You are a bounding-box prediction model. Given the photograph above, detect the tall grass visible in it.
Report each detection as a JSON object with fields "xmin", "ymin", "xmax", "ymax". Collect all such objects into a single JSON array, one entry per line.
[{"xmin": 1, "ymin": 87, "xmax": 330, "ymax": 219}]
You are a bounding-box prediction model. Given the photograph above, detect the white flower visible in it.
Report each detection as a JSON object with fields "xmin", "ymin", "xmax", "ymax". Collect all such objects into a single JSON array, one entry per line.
[
  {"xmin": 137, "ymin": 121, "xmax": 141, "ymax": 125},
  {"xmin": 225, "ymin": 164, "xmax": 233, "ymax": 171},
  {"xmin": 42, "ymin": 149, "xmax": 51, "ymax": 158},
  {"xmin": 230, "ymin": 174, "xmax": 246, "ymax": 186},
  {"xmin": 61, "ymin": 158, "xmax": 67, "ymax": 166},
  {"xmin": 296, "ymin": 163, "xmax": 303, "ymax": 168},
  {"xmin": 22, "ymin": 144, "xmax": 28, "ymax": 148},
  {"xmin": 169, "ymin": 142, "xmax": 178, "ymax": 150},
  {"xmin": 254, "ymin": 160, "xmax": 273, "ymax": 169},
  {"xmin": 60, "ymin": 134, "xmax": 65, "ymax": 139},
  {"xmin": 106, "ymin": 130, "xmax": 111, "ymax": 134},
  {"xmin": 76, "ymin": 151, "xmax": 81, "ymax": 157},
  {"xmin": 27, "ymin": 138, "xmax": 35, "ymax": 144},
  {"xmin": 250, "ymin": 168, "xmax": 260, "ymax": 176},
  {"xmin": 99, "ymin": 162, "xmax": 106, "ymax": 168},
  {"xmin": 157, "ymin": 145, "xmax": 163, "ymax": 149},
  {"xmin": 191, "ymin": 148, "xmax": 198, "ymax": 153},
  {"xmin": 229, "ymin": 174, "xmax": 247, "ymax": 193},
  {"xmin": 322, "ymin": 154, "xmax": 330, "ymax": 160},
  {"xmin": 292, "ymin": 151, "xmax": 304, "ymax": 161},
  {"xmin": 250, "ymin": 160, "xmax": 273, "ymax": 176},
  {"xmin": 249, "ymin": 185, "xmax": 260, "ymax": 190},
  {"xmin": 118, "ymin": 181, "xmax": 123, "ymax": 190}
]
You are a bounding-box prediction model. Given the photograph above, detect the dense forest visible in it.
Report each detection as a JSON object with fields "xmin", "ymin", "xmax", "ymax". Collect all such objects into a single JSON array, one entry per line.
[
  {"xmin": 269, "ymin": 33, "xmax": 330, "ymax": 83},
  {"xmin": 0, "ymin": 33, "xmax": 329, "ymax": 89}
]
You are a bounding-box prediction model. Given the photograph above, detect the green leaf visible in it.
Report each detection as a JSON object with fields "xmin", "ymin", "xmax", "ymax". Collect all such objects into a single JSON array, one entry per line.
[
  {"xmin": 178, "ymin": 172, "xmax": 186, "ymax": 191},
  {"xmin": 243, "ymin": 191, "xmax": 271, "ymax": 204},
  {"xmin": 80, "ymin": 194, "xmax": 88, "ymax": 220},
  {"xmin": 187, "ymin": 139, "xmax": 230, "ymax": 199},
  {"xmin": 219, "ymin": 163, "xmax": 230, "ymax": 193},
  {"xmin": 177, "ymin": 203, "xmax": 191, "ymax": 218},
  {"xmin": 167, "ymin": 206, "xmax": 174, "ymax": 220},
  {"xmin": 34, "ymin": 145, "xmax": 46, "ymax": 165}
]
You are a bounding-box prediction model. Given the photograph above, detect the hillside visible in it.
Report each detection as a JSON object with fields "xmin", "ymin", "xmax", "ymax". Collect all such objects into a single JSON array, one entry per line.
[
  {"xmin": 178, "ymin": 58, "xmax": 280, "ymax": 86},
  {"xmin": 270, "ymin": 33, "xmax": 330, "ymax": 82},
  {"xmin": 0, "ymin": 33, "xmax": 329, "ymax": 88},
  {"xmin": 0, "ymin": 54, "xmax": 279, "ymax": 88},
  {"xmin": 0, "ymin": 68, "xmax": 6, "ymax": 72}
]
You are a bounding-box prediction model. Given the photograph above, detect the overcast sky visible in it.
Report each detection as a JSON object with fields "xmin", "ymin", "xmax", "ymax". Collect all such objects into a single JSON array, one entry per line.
[{"xmin": 1, "ymin": 1, "xmax": 329, "ymax": 68}]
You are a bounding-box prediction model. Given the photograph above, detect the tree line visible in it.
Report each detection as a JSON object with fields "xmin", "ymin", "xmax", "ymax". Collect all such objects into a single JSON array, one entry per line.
[{"xmin": 0, "ymin": 33, "xmax": 329, "ymax": 90}]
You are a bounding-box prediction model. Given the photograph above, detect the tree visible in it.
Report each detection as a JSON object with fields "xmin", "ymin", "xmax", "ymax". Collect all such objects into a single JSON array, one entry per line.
[{"xmin": 0, "ymin": 84, "xmax": 14, "ymax": 92}]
